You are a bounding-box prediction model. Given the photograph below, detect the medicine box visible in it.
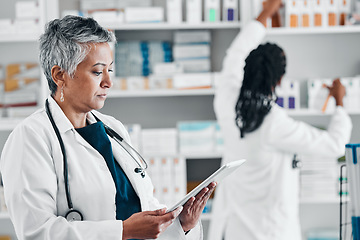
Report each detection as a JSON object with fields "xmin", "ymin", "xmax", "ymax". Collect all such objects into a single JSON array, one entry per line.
[
  {"xmin": 15, "ymin": 1, "xmax": 39, "ymax": 20},
  {"xmin": 173, "ymin": 44, "xmax": 210, "ymax": 60},
  {"xmin": 223, "ymin": 0, "xmax": 238, "ymax": 21},
  {"xmin": 141, "ymin": 128, "xmax": 178, "ymax": 155},
  {"xmin": 124, "ymin": 7, "xmax": 164, "ymax": 23},
  {"xmin": 167, "ymin": 0, "xmax": 183, "ymax": 23},
  {"xmin": 173, "ymin": 72, "xmax": 212, "ymax": 89},
  {"xmin": 174, "ymin": 31, "xmax": 211, "ymax": 44},
  {"xmin": 186, "ymin": 0, "xmax": 202, "ymax": 23},
  {"xmin": 178, "ymin": 121, "xmax": 216, "ymax": 154},
  {"xmin": 0, "ymin": 19, "xmax": 14, "ymax": 35},
  {"xmin": 176, "ymin": 59, "xmax": 211, "ymax": 73},
  {"xmin": 204, "ymin": 0, "xmax": 220, "ymax": 22}
]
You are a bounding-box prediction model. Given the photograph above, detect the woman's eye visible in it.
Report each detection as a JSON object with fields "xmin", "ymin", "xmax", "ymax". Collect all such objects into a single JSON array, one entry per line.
[
  {"xmin": 108, "ymin": 69, "xmax": 113, "ymax": 73},
  {"xmin": 93, "ymin": 71, "xmax": 102, "ymax": 76}
]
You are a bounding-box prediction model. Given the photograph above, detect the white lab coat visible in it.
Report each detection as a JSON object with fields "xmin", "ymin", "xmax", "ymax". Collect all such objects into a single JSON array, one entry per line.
[
  {"xmin": 0, "ymin": 96, "xmax": 202, "ymax": 240},
  {"xmin": 209, "ymin": 21, "xmax": 352, "ymax": 240}
]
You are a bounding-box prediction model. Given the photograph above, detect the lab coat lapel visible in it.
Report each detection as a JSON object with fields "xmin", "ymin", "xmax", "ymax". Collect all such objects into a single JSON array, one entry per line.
[{"xmin": 111, "ymin": 141, "xmax": 149, "ymax": 211}]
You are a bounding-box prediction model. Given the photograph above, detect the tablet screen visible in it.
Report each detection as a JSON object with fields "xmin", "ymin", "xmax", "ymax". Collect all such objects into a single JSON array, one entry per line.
[{"xmin": 167, "ymin": 159, "xmax": 246, "ymax": 212}]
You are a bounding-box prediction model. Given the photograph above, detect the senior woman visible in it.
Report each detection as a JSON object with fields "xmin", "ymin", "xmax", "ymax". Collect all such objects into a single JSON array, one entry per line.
[{"xmin": 0, "ymin": 15, "xmax": 215, "ymax": 240}]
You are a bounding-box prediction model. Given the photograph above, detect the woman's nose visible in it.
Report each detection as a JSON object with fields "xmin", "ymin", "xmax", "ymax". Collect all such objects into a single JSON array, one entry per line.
[{"xmin": 101, "ymin": 72, "xmax": 113, "ymax": 88}]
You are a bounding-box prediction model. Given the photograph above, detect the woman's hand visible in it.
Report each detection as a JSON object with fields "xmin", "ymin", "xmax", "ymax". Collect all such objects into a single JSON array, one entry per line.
[
  {"xmin": 179, "ymin": 182, "xmax": 217, "ymax": 233},
  {"xmin": 326, "ymin": 78, "xmax": 346, "ymax": 106},
  {"xmin": 256, "ymin": 0, "xmax": 283, "ymax": 27},
  {"xmin": 122, "ymin": 207, "xmax": 183, "ymax": 240}
]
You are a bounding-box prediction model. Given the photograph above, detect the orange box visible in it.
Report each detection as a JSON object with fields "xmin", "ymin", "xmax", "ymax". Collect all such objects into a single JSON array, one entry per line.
[
  {"xmin": 6, "ymin": 63, "xmax": 37, "ymax": 79},
  {"xmin": 4, "ymin": 78, "xmax": 39, "ymax": 92},
  {"xmin": 302, "ymin": 14, "xmax": 310, "ymax": 27},
  {"xmin": 290, "ymin": 14, "xmax": 298, "ymax": 27},
  {"xmin": 314, "ymin": 13, "xmax": 322, "ymax": 26},
  {"xmin": 328, "ymin": 12, "xmax": 336, "ymax": 26},
  {"xmin": 0, "ymin": 236, "xmax": 11, "ymax": 240}
]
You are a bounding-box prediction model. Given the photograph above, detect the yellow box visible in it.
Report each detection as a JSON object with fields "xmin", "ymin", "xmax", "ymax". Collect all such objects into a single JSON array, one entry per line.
[
  {"xmin": 0, "ymin": 236, "xmax": 11, "ymax": 240},
  {"xmin": 6, "ymin": 63, "xmax": 37, "ymax": 79}
]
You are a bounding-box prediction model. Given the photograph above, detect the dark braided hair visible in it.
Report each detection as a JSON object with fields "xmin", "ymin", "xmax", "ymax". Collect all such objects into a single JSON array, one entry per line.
[{"xmin": 235, "ymin": 43, "xmax": 286, "ymax": 138}]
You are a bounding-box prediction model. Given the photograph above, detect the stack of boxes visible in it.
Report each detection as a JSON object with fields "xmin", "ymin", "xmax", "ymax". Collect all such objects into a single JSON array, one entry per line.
[
  {"xmin": 172, "ymin": 31, "xmax": 212, "ymax": 89},
  {"xmin": 173, "ymin": 30, "xmax": 211, "ymax": 73},
  {"xmin": 114, "ymin": 41, "xmax": 172, "ymax": 90},
  {"xmin": 146, "ymin": 156, "xmax": 187, "ymax": 207},
  {"xmin": 79, "ymin": 0, "xmax": 159, "ymax": 25},
  {"xmin": 178, "ymin": 121, "xmax": 224, "ymax": 155},
  {"xmin": 122, "ymin": 122, "xmax": 224, "ymax": 207},
  {"xmin": 1, "ymin": 63, "xmax": 40, "ymax": 118},
  {"xmin": 149, "ymin": 62, "xmax": 184, "ymax": 89},
  {"xmin": 0, "ymin": 1, "xmax": 40, "ymax": 37},
  {"xmin": 141, "ymin": 128, "xmax": 178, "ymax": 156},
  {"xmin": 125, "ymin": 124, "xmax": 187, "ymax": 207},
  {"xmin": 300, "ymin": 155, "xmax": 339, "ymax": 202}
]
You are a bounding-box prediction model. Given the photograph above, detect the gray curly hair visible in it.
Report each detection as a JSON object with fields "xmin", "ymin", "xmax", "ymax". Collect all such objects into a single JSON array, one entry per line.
[{"xmin": 39, "ymin": 15, "xmax": 116, "ymax": 94}]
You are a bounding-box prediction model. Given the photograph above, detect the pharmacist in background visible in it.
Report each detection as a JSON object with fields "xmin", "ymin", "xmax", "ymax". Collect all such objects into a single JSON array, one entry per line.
[
  {"xmin": 209, "ymin": 0, "xmax": 352, "ymax": 239},
  {"xmin": 0, "ymin": 16, "xmax": 215, "ymax": 240}
]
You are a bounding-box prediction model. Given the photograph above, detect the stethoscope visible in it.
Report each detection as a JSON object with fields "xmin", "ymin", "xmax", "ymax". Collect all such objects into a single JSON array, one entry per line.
[
  {"xmin": 45, "ymin": 99, "xmax": 148, "ymax": 221},
  {"xmin": 292, "ymin": 154, "xmax": 302, "ymax": 169}
]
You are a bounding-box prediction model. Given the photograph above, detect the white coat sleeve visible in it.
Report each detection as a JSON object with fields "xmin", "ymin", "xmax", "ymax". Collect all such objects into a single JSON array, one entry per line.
[
  {"xmin": 214, "ymin": 21, "xmax": 266, "ymax": 125},
  {"xmin": 0, "ymin": 123, "xmax": 124, "ymax": 240},
  {"xmin": 262, "ymin": 106, "xmax": 352, "ymax": 157},
  {"xmin": 217, "ymin": 20, "xmax": 266, "ymax": 89}
]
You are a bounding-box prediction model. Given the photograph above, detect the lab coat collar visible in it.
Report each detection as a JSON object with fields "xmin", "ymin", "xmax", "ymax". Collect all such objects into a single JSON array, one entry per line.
[
  {"xmin": 47, "ymin": 96, "xmax": 100, "ymax": 133},
  {"xmin": 46, "ymin": 96, "xmax": 102, "ymax": 151},
  {"xmin": 46, "ymin": 96, "xmax": 75, "ymax": 134}
]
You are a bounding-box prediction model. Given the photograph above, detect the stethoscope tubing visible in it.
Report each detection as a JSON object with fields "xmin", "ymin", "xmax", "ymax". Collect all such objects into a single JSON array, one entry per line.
[{"xmin": 45, "ymin": 99, "xmax": 74, "ymax": 210}]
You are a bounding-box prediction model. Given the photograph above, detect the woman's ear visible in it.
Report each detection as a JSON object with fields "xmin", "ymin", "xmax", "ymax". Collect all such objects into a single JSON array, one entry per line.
[{"xmin": 51, "ymin": 65, "xmax": 66, "ymax": 88}]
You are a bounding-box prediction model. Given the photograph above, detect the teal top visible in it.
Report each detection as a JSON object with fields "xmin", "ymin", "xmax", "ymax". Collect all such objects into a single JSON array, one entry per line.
[{"xmin": 76, "ymin": 121, "xmax": 141, "ymax": 221}]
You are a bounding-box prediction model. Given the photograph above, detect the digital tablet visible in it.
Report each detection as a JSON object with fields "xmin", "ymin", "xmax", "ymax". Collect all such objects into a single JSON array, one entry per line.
[{"xmin": 167, "ymin": 159, "xmax": 246, "ymax": 213}]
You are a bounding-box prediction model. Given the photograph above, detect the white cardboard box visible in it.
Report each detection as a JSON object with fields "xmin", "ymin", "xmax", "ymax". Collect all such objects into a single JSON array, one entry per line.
[{"xmin": 125, "ymin": 7, "xmax": 164, "ymax": 23}]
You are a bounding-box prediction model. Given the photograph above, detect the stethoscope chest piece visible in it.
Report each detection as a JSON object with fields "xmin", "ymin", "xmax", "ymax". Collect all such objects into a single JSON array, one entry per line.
[
  {"xmin": 65, "ymin": 209, "xmax": 83, "ymax": 222},
  {"xmin": 292, "ymin": 154, "xmax": 302, "ymax": 169}
]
